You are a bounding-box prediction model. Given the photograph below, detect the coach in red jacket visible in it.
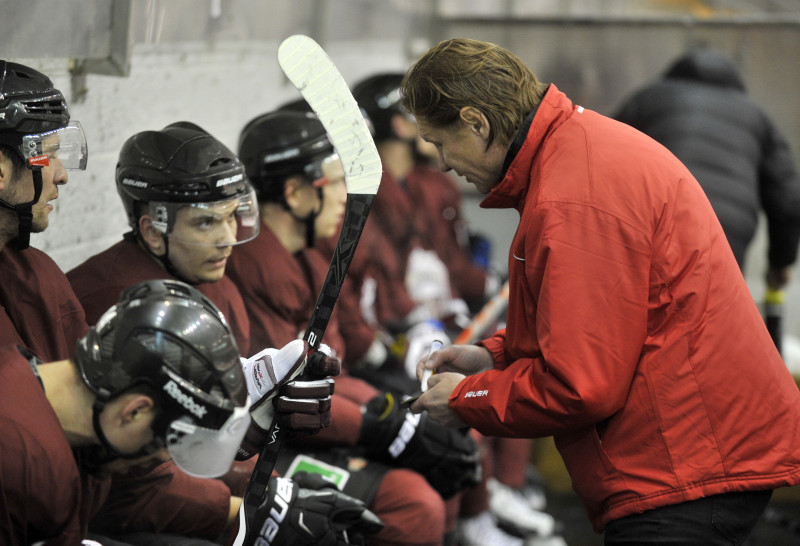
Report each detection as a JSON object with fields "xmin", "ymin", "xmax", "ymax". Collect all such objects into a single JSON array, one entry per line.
[{"xmin": 404, "ymin": 38, "xmax": 800, "ymax": 543}]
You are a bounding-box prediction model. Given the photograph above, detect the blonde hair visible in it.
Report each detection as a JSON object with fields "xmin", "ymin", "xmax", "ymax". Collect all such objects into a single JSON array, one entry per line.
[{"xmin": 401, "ymin": 38, "xmax": 547, "ymax": 147}]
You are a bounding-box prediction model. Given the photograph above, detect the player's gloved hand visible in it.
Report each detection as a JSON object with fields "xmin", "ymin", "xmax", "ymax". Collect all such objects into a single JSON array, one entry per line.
[
  {"xmin": 236, "ymin": 340, "xmax": 340, "ymax": 460},
  {"xmin": 230, "ymin": 472, "xmax": 384, "ymax": 546},
  {"xmin": 403, "ymin": 319, "xmax": 450, "ymax": 379},
  {"xmin": 358, "ymin": 392, "xmax": 481, "ymax": 499}
]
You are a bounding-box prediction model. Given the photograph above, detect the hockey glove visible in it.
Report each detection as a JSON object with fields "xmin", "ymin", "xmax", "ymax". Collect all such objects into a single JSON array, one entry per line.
[
  {"xmin": 237, "ymin": 340, "xmax": 339, "ymax": 460},
  {"xmin": 230, "ymin": 472, "xmax": 384, "ymax": 546},
  {"xmin": 358, "ymin": 392, "xmax": 481, "ymax": 499}
]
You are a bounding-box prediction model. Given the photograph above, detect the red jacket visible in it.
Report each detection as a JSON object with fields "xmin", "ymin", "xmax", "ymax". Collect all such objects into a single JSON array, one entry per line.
[{"xmin": 450, "ymin": 85, "xmax": 800, "ymax": 531}]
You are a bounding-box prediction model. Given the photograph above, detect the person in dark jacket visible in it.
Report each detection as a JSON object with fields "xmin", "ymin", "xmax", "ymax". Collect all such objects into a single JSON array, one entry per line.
[{"xmin": 615, "ymin": 48, "xmax": 800, "ymax": 291}]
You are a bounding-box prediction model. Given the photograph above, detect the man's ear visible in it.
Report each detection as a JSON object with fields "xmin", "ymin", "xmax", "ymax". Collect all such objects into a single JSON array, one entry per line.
[
  {"xmin": 283, "ymin": 176, "xmax": 305, "ymax": 210},
  {"xmin": 0, "ymin": 149, "xmax": 10, "ymax": 192},
  {"xmin": 459, "ymin": 107, "xmax": 491, "ymax": 141},
  {"xmin": 120, "ymin": 394, "xmax": 156, "ymax": 425},
  {"xmin": 138, "ymin": 215, "xmax": 167, "ymax": 256}
]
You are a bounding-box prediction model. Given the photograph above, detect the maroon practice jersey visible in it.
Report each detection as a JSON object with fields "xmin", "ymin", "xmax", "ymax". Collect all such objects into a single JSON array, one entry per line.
[{"xmin": 0, "ymin": 245, "xmax": 88, "ymax": 361}]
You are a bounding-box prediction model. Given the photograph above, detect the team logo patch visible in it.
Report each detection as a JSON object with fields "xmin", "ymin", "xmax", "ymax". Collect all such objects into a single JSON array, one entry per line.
[{"xmin": 28, "ymin": 154, "xmax": 49, "ymax": 167}]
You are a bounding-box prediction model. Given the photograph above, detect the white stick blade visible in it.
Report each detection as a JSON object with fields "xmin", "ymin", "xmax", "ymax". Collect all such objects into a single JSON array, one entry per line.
[{"xmin": 278, "ymin": 35, "xmax": 382, "ymax": 196}]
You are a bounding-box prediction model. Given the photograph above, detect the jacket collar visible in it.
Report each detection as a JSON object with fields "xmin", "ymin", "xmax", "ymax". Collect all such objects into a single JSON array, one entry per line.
[{"xmin": 480, "ymin": 84, "xmax": 574, "ymax": 211}]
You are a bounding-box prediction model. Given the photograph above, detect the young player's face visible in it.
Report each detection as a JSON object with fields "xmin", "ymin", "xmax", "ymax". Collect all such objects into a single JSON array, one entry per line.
[
  {"xmin": 0, "ymin": 147, "xmax": 68, "ymax": 234},
  {"xmin": 167, "ymin": 199, "xmax": 240, "ymax": 284},
  {"xmin": 314, "ymin": 157, "xmax": 347, "ymax": 240},
  {"xmin": 417, "ymin": 117, "xmax": 505, "ymax": 194}
]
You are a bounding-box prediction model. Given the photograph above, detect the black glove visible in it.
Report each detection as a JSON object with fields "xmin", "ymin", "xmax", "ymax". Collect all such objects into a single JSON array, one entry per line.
[
  {"xmin": 237, "ymin": 378, "xmax": 335, "ymax": 460},
  {"xmin": 229, "ymin": 472, "xmax": 384, "ymax": 546},
  {"xmin": 358, "ymin": 393, "xmax": 482, "ymax": 499}
]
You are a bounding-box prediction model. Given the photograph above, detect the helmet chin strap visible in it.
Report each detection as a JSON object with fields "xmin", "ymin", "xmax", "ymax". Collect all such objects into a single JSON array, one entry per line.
[
  {"xmin": 155, "ymin": 237, "xmax": 197, "ymax": 285},
  {"xmin": 128, "ymin": 228, "xmax": 198, "ymax": 285},
  {"xmin": 0, "ymin": 165, "xmax": 43, "ymax": 251},
  {"xmin": 285, "ymin": 187, "xmax": 324, "ymax": 248}
]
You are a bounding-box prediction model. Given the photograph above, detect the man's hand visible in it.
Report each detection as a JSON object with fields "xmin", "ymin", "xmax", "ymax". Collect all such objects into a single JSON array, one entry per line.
[
  {"xmin": 403, "ymin": 320, "xmax": 449, "ymax": 379},
  {"xmin": 408, "ymin": 372, "xmax": 469, "ymax": 429},
  {"xmin": 237, "ymin": 340, "xmax": 340, "ymax": 460},
  {"xmin": 358, "ymin": 392, "xmax": 481, "ymax": 499},
  {"xmin": 229, "ymin": 472, "xmax": 384, "ymax": 546},
  {"xmin": 766, "ymin": 266, "xmax": 792, "ymax": 291},
  {"xmin": 416, "ymin": 344, "xmax": 494, "ymax": 378}
]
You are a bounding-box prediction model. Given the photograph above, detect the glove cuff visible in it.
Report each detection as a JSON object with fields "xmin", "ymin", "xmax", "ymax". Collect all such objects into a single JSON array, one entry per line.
[{"xmin": 357, "ymin": 393, "xmax": 395, "ymax": 450}]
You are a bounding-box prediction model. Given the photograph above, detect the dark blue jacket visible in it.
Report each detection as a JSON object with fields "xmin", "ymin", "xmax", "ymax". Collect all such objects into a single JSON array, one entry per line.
[{"xmin": 616, "ymin": 49, "xmax": 800, "ymax": 268}]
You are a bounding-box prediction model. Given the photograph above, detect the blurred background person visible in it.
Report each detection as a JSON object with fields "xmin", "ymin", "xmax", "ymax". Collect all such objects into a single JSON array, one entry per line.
[{"xmin": 615, "ymin": 48, "xmax": 800, "ymax": 353}]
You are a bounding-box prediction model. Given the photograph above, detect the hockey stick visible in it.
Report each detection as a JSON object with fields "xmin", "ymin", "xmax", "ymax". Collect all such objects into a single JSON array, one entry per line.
[
  {"xmin": 233, "ymin": 35, "xmax": 382, "ymax": 542},
  {"xmin": 453, "ymin": 280, "xmax": 510, "ymax": 345}
]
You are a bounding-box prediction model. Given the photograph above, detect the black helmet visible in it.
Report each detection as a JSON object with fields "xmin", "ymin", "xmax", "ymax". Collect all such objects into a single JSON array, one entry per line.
[
  {"xmin": 116, "ymin": 121, "xmax": 258, "ymax": 239},
  {"xmin": 74, "ymin": 279, "xmax": 250, "ymax": 478},
  {"xmin": 0, "ymin": 60, "xmax": 88, "ymax": 249},
  {"xmin": 0, "ymin": 60, "xmax": 69, "ymax": 141},
  {"xmin": 352, "ymin": 72, "xmax": 406, "ymax": 142},
  {"xmin": 238, "ymin": 110, "xmax": 334, "ymax": 203}
]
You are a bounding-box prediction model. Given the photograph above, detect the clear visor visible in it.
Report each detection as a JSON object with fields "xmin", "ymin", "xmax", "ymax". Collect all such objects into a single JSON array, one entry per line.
[
  {"xmin": 20, "ymin": 121, "xmax": 88, "ymax": 170},
  {"xmin": 150, "ymin": 188, "xmax": 260, "ymax": 248},
  {"xmin": 166, "ymin": 401, "xmax": 251, "ymax": 478}
]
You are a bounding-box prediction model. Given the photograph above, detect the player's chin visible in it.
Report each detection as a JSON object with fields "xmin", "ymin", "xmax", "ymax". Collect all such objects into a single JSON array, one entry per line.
[
  {"xmin": 197, "ymin": 266, "xmax": 226, "ymax": 284},
  {"xmin": 319, "ymin": 224, "xmax": 340, "ymax": 239},
  {"xmin": 31, "ymin": 216, "xmax": 49, "ymax": 233}
]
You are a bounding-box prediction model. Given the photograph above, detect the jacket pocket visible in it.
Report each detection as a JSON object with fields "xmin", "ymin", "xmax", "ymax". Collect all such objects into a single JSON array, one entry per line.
[{"xmin": 555, "ymin": 425, "xmax": 625, "ymax": 516}]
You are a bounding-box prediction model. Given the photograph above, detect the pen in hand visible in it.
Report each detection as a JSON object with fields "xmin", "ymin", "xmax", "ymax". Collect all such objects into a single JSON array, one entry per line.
[
  {"xmin": 401, "ymin": 339, "xmax": 444, "ymax": 408},
  {"xmin": 420, "ymin": 339, "xmax": 443, "ymax": 392}
]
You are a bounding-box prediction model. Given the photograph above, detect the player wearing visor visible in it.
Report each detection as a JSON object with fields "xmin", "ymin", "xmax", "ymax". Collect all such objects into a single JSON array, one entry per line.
[
  {"xmin": 0, "ymin": 279, "xmax": 381, "ymax": 546},
  {"xmin": 238, "ymin": 110, "xmax": 345, "ymax": 249},
  {"xmin": 115, "ymin": 121, "xmax": 259, "ymax": 284},
  {"xmin": 228, "ymin": 109, "xmax": 480, "ymax": 546},
  {"xmin": 0, "ymin": 60, "xmax": 87, "ymax": 250},
  {"xmin": 73, "ymin": 279, "xmax": 251, "ymax": 478},
  {"xmin": 0, "ymin": 60, "xmax": 90, "ymax": 365}
]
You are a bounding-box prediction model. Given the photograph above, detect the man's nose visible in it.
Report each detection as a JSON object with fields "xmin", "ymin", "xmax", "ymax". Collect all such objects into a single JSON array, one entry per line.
[{"xmin": 50, "ymin": 159, "xmax": 68, "ymax": 185}]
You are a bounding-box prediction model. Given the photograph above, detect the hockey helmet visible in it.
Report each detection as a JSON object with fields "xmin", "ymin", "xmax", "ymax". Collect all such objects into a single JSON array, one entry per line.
[
  {"xmin": 352, "ymin": 72, "xmax": 406, "ymax": 142},
  {"xmin": 116, "ymin": 121, "xmax": 258, "ymax": 247},
  {"xmin": 74, "ymin": 279, "xmax": 250, "ymax": 478},
  {"xmin": 238, "ymin": 110, "xmax": 337, "ymax": 203}
]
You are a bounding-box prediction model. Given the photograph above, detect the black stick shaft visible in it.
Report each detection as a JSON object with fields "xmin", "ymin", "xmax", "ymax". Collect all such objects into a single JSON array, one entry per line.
[{"xmin": 241, "ymin": 193, "xmax": 375, "ymax": 524}]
